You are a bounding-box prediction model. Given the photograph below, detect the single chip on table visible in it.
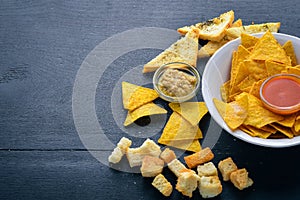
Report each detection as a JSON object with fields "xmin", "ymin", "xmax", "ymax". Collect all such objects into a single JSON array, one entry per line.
[
  {"xmin": 158, "ymin": 112, "xmax": 202, "ymax": 141},
  {"xmin": 123, "ymin": 102, "xmax": 167, "ymax": 126},
  {"xmin": 168, "ymin": 102, "xmax": 208, "ymax": 126},
  {"xmin": 248, "ymin": 31, "xmax": 291, "ymax": 65},
  {"xmin": 122, "ymin": 81, "xmax": 159, "ymax": 111},
  {"xmin": 159, "ymin": 139, "xmax": 201, "ymax": 153}
]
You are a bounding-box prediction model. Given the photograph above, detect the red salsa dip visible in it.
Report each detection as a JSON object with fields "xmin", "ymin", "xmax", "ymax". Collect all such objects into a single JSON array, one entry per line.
[{"xmin": 260, "ymin": 74, "xmax": 300, "ymax": 114}]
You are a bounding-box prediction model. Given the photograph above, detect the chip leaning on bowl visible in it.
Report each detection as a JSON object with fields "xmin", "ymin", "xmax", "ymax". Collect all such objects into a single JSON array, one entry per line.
[{"xmin": 212, "ymin": 31, "xmax": 300, "ymax": 139}]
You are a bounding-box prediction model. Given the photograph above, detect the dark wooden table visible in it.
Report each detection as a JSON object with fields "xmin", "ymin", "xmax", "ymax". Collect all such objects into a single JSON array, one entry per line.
[{"xmin": 1, "ymin": 1, "xmax": 300, "ymax": 199}]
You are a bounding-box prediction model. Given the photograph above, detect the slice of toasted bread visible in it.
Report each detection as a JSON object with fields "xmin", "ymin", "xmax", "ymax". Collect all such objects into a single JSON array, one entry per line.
[
  {"xmin": 225, "ymin": 22, "xmax": 280, "ymax": 39},
  {"xmin": 178, "ymin": 10, "xmax": 234, "ymax": 41},
  {"xmin": 142, "ymin": 28, "xmax": 199, "ymax": 73}
]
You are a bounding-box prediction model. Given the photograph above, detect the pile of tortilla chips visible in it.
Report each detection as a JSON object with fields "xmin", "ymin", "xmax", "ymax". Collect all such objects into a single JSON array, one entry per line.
[
  {"xmin": 122, "ymin": 81, "xmax": 167, "ymax": 126},
  {"xmin": 122, "ymin": 81, "xmax": 209, "ymax": 152},
  {"xmin": 158, "ymin": 102, "xmax": 208, "ymax": 152},
  {"xmin": 214, "ymin": 31, "xmax": 300, "ymax": 139}
]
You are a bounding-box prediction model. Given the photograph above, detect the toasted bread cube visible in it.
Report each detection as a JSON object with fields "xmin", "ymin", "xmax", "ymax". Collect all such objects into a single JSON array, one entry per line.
[
  {"xmin": 176, "ymin": 170, "xmax": 200, "ymax": 198},
  {"xmin": 167, "ymin": 159, "xmax": 187, "ymax": 177},
  {"xmin": 108, "ymin": 137, "xmax": 132, "ymax": 164},
  {"xmin": 184, "ymin": 147, "xmax": 214, "ymax": 169},
  {"xmin": 230, "ymin": 168, "xmax": 253, "ymax": 190},
  {"xmin": 117, "ymin": 137, "xmax": 132, "ymax": 153},
  {"xmin": 197, "ymin": 162, "xmax": 218, "ymax": 177},
  {"xmin": 199, "ymin": 176, "xmax": 222, "ymax": 198},
  {"xmin": 140, "ymin": 156, "xmax": 164, "ymax": 177},
  {"xmin": 152, "ymin": 174, "xmax": 173, "ymax": 197},
  {"xmin": 218, "ymin": 157, "xmax": 238, "ymax": 181},
  {"xmin": 108, "ymin": 146, "xmax": 123, "ymax": 164},
  {"xmin": 160, "ymin": 148, "xmax": 176, "ymax": 163},
  {"xmin": 126, "ymin": 139, "xmax": 161, "ymax": 167}
]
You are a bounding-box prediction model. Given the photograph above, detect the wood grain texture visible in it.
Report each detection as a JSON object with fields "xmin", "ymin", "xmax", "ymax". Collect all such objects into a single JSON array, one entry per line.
[{"xmin": 0, "ymin": 0, "xmax": 300, "ymax": 199}]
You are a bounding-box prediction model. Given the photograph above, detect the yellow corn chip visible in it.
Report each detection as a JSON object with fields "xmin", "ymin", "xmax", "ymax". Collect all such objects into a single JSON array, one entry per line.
[
  {"xmin": 243, "ymin": 60, "xmax": 268, "ymax": 81},
  {"xmin": 158, "ymin": 139, "xmax": 201, "ymax": 152},
  {"xmin": 169, "ymin": 102, "xmax": 208, "ymax": 126},
  {"xmin": 122, "ymin": 81, "xmax": 159, "ymax": 111},
  {"xmin": 158, "ymin": 112, "xmax": 202, "ymax": 142},
  {"xmin": 249, "ymin": 79, "xmax": 265, "ymax": 99},
  {"xmin": 282, "ymin": 40, "xmax": 297, "ymax": 66},
  {"xmin": 244, "ymin": 125, "xmax": 273, "ymax": 139},
  {"xmin": 285, "ymin": 66, "xmax": 300, "ymax": 76},
  {"xmin": 243, "ymin": 93, "xmax": 284, "ymax": 128},
  {"xmin": 294, "ymin": 117, "xmax": 300, "ymax": 132},
  {"xmin": 240, "ymin": 33, "xmax": 259, "ymax": 49},
  {"xmin": 220, "ymin": 81, "xmax": 231, "ymax": 102},
  {"xmin": 249, "ymin": 31, "xmax": 291, "ymax": 65},
  {"xmin": 270, "ymin": 123, "xmax": 294, "ymax": 138},
  {"xmin": 276, "ymin": 113, "xmax": 297, "ymax": 128},
  {"xmin": 213, "ymin": 98, "xmax": 226, "ymax": 117},
  {"xmin": 237, "ymin": 76, "xmax": 256, "ymax": 91},
  {"xmin": 230, "ymin": 46, "xmax": 251, "ymax": 90},
  {"xmin": 230, "ymin": 61, "xmax": 249, "ymax": 96},
  {"xmin": 265, "ymin": 60, "xmax": 289, "ymax": 76},
  {"xmin": 123, "ymin": 102, "xmax": 167, "ymax": 126}
]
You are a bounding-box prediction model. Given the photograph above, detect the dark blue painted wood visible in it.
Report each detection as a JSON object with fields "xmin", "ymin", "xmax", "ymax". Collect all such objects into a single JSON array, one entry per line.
[{"xmin": 1, "ymin": 0, "xmax": 300, "ymax": 199}]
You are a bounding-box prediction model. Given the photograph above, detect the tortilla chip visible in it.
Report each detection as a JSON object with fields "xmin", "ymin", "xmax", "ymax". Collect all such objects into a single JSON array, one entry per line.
[
  {"xmin": 213, "ymin": 95, "xmax": 248, "ymax": 130},
  {"xmin": 123, "ymin": 102, "xmax": 167, "ymax": 126},
  {"xmin": 230, "ymin": 46, "xmax": 251, "ymax": 90},
  {"xmin": 270, "ymin": 123, "xmax": 294, "ymax": 138},
  {"xmin": 240, "ymin": 33, "xmax": 259, "ymax": 49},
  {"xmin": 243, "ymin": 125, "xmax": 273, "ymax": 139},
  {"xmin": 249, "ymin": 31, "xmax": 291, "ymax": 65},
  {"xmin": 213, "ymin": 98, "xmax": 226, "ymax": 118},
  {"xmin": 169, "ymin": 102, "xmax": 208, "ymax": 126},
  {"xmin": 237, "ymin": 76, "xmax": 256, "ymax": 91},
  {"xmin": 265, "ymin": 60, "xmax": 289, "ymax": 76},
  {"xmin": 277, "ymin": 113, "xmax": 297, "ymax": 128},
  {"xmin": 230, "ymin": 61, "xmax": 249, "ymax": 95},
  {"xmin": 285, "ymin": 66, "xmax": 300, "ymax": 76},
  {"xmin": 158, "ymin": 139, "xmax": 201, "ymax": 152},
  {"xmin": 243, "ymin": 93, "xmax": 284, "ymax": 128},
  {"xmin": 294, "ymin": 118, "xmax": 300, "ymax": 132},
  {"xmin": 249, "ymin": 79, "xmax": 265, "ymax": 99},
  {"xmin": 220, "ymin": 81, "xmax": 231, "ymax": 102},
  {"xmin": 243, "ymin": 60, "xmax": 268, "ymax": 81},
  {"xmin": 282, "ymin": 40, "xmax": 298, "ymax": 66},
  {"xmin": 122, "ymin": 82, "xmax": 159, "ymax": 111},
  {"xmin": 158, "ymin": 112, "xmax": 202, "ymax": 142}
]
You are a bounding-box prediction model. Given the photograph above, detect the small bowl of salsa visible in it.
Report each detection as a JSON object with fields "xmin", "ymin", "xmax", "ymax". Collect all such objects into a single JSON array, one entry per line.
[
  {"xmin": 260, "ymin": 74, "xmax": 300, "ymax": 115},
  {"xmin": 153, "ymin": 62, "xmax": 200, "ymax": 102}
]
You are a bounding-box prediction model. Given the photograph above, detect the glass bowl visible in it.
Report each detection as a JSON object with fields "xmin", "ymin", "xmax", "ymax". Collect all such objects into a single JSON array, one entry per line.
[
  {"xmin": 153, "ymin": 62, "xmax": 200, "ymax": 102},
  {"xmin": 260, "ymin": 74, "xmax": 300, "ymax": 115}
]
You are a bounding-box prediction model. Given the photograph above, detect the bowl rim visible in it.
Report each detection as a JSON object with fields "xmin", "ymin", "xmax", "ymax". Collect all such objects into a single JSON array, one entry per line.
[
  {"xmin": 201, "ymin": 32, "xmax": 300, "ymax": 148},
  {"xmin": 153, "ymin": 61, "xmax": 201, "ymax": 103}
]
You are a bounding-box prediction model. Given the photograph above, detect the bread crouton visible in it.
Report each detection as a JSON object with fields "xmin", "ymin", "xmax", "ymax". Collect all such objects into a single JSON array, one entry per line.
[
  {"xmin": 218, "ymin": 157, "xmax": 238, "ymax": 181},
  {"xmin": 199, "ymin": 176, "xmax": 222, "ymax": 198},
  {"xmin": 230, "ymin": 168, "xmax": 253, "ymax": 190},
  {"xmin": 140, "ymin": 156, "xmax": 164, "ymax": 177},
  {"xmin": 152, "ymin": 174, "xmax": 173, "ymax": 197},
  {"xmin": 160, "ymin": 148, "xmax": 176, "ymax": 163},
  {"xmin": 108, "ymin": 137, "xmax": 132, "ymax": 164},
  {"xmin": 167, "ymin": 159, "xmax": 187, "ymax": 177},
  {"xmin": 176, "ymin": 170, "xmax": 200, "ymax": 198},
  {"xmin": 126, "ymin": 139, "xmax": 161, "ymax": 167},
  {"xmin": 184, "ymin": 147, "xmax": 214, "ymax": 169},
  {"xmin": 197, "ymin": 162, "xmax": 218, "ymax": 177}
]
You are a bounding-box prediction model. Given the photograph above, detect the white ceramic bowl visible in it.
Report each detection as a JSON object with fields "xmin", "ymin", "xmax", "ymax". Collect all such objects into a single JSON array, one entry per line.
[{"xmin": 202, "ymin": 32, "xmax": 300, "ymax": 148}]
